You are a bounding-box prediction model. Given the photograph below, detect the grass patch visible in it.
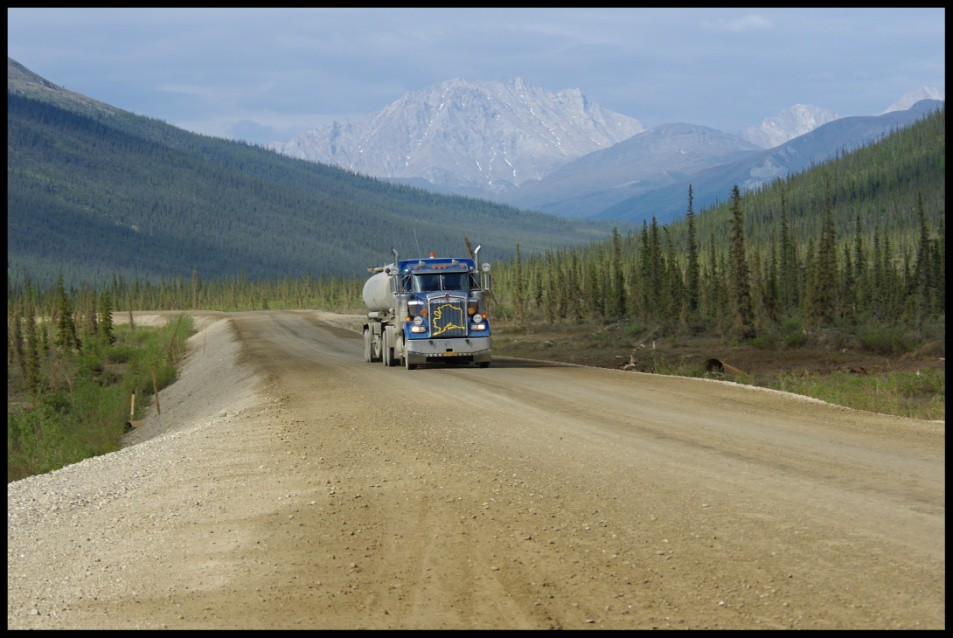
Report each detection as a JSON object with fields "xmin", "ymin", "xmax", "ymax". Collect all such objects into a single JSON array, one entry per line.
[{"xmin": 769, "ymin": 368, "xmax": 944, "ymax": 421}]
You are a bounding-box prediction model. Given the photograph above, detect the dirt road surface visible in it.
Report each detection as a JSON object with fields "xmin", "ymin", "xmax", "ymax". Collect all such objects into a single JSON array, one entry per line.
[{"xmin": 7, "ymin": 310, "xmax": 945, "ymax": 629}]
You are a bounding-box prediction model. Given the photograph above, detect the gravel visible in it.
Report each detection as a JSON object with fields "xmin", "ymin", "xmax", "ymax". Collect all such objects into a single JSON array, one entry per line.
[{"xmin": 7, "ymin": 314, "xmax": 264, "ymax": 629}]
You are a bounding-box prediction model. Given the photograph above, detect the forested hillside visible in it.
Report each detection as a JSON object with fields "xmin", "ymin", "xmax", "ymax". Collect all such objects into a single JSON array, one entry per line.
[
  {"xmin": 8, "ymin": 84, "xmax": 612, "ymax": 288},
  {"xmin": 492, "ymin": 107, "xmax": 945, "ymax": 336}
]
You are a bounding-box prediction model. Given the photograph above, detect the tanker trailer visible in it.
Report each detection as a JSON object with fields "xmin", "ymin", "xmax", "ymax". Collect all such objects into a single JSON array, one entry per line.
[{"xmin": 362, "ymin": 247, "xmax": 492, "ymax": 370}]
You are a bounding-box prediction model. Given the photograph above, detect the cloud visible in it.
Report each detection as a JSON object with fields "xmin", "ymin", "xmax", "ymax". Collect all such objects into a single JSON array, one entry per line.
[{"xmin": 705, "ymin": 14, "xmax": 773, "ymax": 32}]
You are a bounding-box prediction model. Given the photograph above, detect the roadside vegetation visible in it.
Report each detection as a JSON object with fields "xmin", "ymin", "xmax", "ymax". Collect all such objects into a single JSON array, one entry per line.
[{"xmin": 7, "ymin": 278, "xmax": 193, "ymax": 482}]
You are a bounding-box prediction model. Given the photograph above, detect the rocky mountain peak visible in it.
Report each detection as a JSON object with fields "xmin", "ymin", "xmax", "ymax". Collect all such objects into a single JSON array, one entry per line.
[{"xmin": 269, "ymin": 77, "xmax": 644, "ymax": 197}]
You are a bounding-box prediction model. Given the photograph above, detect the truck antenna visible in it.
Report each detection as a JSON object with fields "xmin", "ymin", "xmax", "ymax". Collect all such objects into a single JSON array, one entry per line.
[{"xmin": 413, "ymin": 228, "xmax": 421, "ymax": 258}]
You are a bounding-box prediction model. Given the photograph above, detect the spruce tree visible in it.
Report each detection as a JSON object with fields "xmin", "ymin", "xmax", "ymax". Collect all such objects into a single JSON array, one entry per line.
[
  {"xmin": 841, "ymin": 243, "xmax": 856, "ymax": 324},
  {"xmin": 706, "ymin": 233, "xmax": 720, "ymax": 321},
  {"xmin": 778, "ymin": 193, "xmax": 799, "ymax": 315},
  {"xmin": 729, "ymin": 186, "xmax": 756, "ymax": 339},
  {"xmin": 513, "ymin": 243, "xmax": 525, "ymax": 323},
  {"xmin": 99, "ymin": 290, "xmax": 115, "ymax": 345},
  {"xmin": 911, "ymin": 191, "xmax": 932, "ymax": 319},
  {"xmin": 685, "ymin": 185, "xmax": 700, "ymax": 316},
  {"xmin": 24, "ymin": 298, "xmax": 41, "ymax": 394},
  {"xmin": 638, "ymin": 222, "xmax": 651, "ymax": 320},
  {"xmin": 648, "ymin": 217, "xmax": 663, "ymax": 318},
  {"xmin": 810, "ymin": 183, "xmax": 838, "ymax": 327},
  {"xmin": 664, "ymin": 228, "xmax": 683, "ymax": 322},
  {"xmin": 764, "ymin": 231, "xmax": 779, "ymax": 323},
  {"xmin": 54, "ymin": 274, "xmax": 80, "ymax": 351},
  {"xmin": 11, "ymin": 302, "xmax": 26, "ymax": 379},
  {"xmin": 609, "ymin": 228, "xmax": 626, "ymax": 321},
  {"xmin": 852, "ymin": 213, "xmax": 867, "ymax": 313}
]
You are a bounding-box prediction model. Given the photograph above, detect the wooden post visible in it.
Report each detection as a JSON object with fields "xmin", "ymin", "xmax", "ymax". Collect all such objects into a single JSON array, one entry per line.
[
  {"xmin": 130, "ymin": 391, "xmax": 136, "ymax": 420},
  {"xmin": 167, "ymin": 313, "xmax": 184, "ymax": 364},
  {"xmin": 150, "ymin": 365, "xmax": 160, "ymax": 415}
]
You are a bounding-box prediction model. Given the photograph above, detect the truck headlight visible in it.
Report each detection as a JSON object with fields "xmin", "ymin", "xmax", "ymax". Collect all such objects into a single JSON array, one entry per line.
[
  {"xmin": 471, "ymin": 313, "xmax": 483, "ymax": 323},
  {"xmin": 413, "ymin": 315, "xmax": 424, "ymax": 325},
  {"xmin": 410, "ymin": 325, "xmax": 427, "ymax": 333}
]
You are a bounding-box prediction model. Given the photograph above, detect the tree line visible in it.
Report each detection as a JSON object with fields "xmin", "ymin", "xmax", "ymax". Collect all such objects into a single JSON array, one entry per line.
[
  {"xmin": 496, "ymin": 185, "xmax": 943, "ymax": 340},
  {"xmin": 489, "ymin": 108, "xmax": 945, "ymax": 343}
]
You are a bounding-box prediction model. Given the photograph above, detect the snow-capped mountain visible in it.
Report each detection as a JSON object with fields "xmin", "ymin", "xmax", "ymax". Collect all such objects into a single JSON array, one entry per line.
[
  {"xmin": 740, "ymin": 104, "xmax": 841, "ymax": 149},
  {"xmin": 882, "ymin": 86, "xmax": 945, "ymax": 114},
  {"xmin": 269, "ymin": 78, "xmax": 644, "ymax": 198}
]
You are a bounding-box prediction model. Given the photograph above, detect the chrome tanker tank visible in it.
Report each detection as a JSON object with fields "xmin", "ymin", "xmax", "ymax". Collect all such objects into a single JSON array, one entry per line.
[{"xmin": 362, "ymin": 264, "xmax": 396, "ymax": 312}]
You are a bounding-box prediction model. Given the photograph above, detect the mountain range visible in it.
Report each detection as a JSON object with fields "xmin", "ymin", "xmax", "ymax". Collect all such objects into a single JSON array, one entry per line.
[
  {"xmin": 271, "ymin": 78, "xmax": 944, "ymax": 224},
  {"xmin": 7, "ymin": 58, "xmax": 612, "ymax": 286},
  {"xmin": 270, "ymin": 78, "xmax": 645, "ymax": 200},
  {"xmin": 594, "ymin": 98, "xmax": 945, "ymax": 225}
]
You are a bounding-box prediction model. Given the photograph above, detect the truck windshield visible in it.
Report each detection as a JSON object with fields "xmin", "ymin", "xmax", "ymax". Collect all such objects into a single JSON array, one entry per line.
[{"xmin": 413, "ymin": 272, "xmax": 469, "ymax": 292}]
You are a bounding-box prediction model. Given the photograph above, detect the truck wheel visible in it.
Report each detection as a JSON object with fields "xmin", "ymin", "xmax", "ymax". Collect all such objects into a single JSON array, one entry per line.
[
  {"xmin": 404, "ymin": 345, "xmax": 417, "ymax": 370},
  {"xmin": 383, "ymin": 331, "xmax": 396, "ymax": 367},
  {"xmin": 363, "ymin": 328, "xmax": 374, "ymax": 362}
]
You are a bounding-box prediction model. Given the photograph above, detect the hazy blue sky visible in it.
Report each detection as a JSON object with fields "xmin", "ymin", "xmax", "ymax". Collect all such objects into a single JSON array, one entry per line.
[{"xmin": 7, "ymin": 7, "xmax": 945, "ymax": 145}]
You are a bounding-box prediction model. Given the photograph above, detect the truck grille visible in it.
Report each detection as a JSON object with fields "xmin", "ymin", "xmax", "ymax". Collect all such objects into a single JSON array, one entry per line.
[{"xmin": 429, "ymin": 296, "xmax": 467, "ymax": 338}]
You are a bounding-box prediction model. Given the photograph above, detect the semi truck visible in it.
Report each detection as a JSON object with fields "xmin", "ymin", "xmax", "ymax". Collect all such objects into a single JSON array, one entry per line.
[{"xmin": 362, "ymin": 247, "xmax": 492, "ymax": 370}]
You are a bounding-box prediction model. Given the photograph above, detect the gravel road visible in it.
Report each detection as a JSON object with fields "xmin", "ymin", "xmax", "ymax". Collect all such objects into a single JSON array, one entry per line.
[{"xmin": 7, "ymin": 310, "xmax": 945, "ymax": 629}]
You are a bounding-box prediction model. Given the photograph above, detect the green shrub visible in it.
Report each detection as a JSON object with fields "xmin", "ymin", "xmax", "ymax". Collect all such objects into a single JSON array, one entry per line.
[
  {"xmin": 857, "ymin": 326, "xmax": 920, "ymax": 355},
  {"xmin": 780, "ymin": 317, "xmax": 806, "ymax": 348}
]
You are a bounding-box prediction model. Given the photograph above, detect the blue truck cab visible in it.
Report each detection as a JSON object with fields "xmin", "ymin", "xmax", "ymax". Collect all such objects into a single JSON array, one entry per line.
[{"xmin": 362, "ymin": 249, "xmax": 492, "ymax": 370}]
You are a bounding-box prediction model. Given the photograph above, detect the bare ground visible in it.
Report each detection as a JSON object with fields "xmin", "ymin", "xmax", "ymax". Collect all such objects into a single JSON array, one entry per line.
[{"xmin": 7, "ymin": 310, "xmax": 945, "ymax": 629}]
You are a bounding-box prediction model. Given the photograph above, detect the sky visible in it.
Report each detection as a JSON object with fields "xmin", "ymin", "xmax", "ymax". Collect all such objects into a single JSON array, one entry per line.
[{"xmin": 7, "ymin": 7, "xmax": 946, "ymax": 146}]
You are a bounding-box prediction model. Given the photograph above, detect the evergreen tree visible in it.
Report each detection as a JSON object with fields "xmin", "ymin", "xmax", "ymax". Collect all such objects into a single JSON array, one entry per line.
[
  {"xmin": 609, "ymin": 228, "xmax": 626, "ymax": 320},
  {"xmin": 513, "ymin": 243, "xmax": 525, "ymax": 323},
  {"xmin": 24, "ymin": 296, "xmax": 41, "ymax": 394},
  {"xmin": 841, "ymin": 243, "xmax": 856, "ymax": 324},
  {"xmin": 637, "ymin": 222, "xmax": 651, "ymax": 320},
  {"xmin": 98, "ymin": 289, "xmax": 115, "ymax": 345},
  {"xmin": 11, "ymin": 302, "xmax": 26, "ymax": 378},
  {"xmin": 809, "ymin": 182, "xmax": 838, "ymax": 327},
  {"xmin": 852, "ymin": 213, "xmax": 867, "ymax": 313},
  {"xmin": 911, "ymin": 191, "xmax": 932, "ymax": 318},
  {"xmin": 729, "ymin": 186, "xmax": 756, "ymax": 339},
  {"xmin": 705, "ymin": 233, "xmax": 721, "ymax": 321},
  {"xmin": 81, "ymin": 289, "xmax": 99, "ymax": 349},
  {"xmin": 664, "ymin": 228, "xmax": 683, "ymax": 322},
  {"xmin": 53, "ymin": 274, "xmax": 80, "ymax": 351},
  {"xmin": 532, "ymin": 266, "xmax": 544, "ymax": 316},
  {"xmin": 648, "ymin": 217, "xmax": 663, "ymax": 318},
  {"xmin": 685, "ymin": 185, "xmax": 700, "ymax": 316},
  {"xmin": 778, "ymin": 193, "xmax": 799, "ymax": 315},
  {"xmin": 764, "ymin": 230, "xmax": 779, "ymax": 323},
  {"xmin": 544, "ymin": 251, "xmax": 556, "ymax": 323}
]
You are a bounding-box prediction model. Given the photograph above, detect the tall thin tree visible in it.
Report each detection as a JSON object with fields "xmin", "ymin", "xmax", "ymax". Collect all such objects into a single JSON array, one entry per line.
[{"xmin": 729, "ymin": 185, "xmax": 756, "ymax": 339}]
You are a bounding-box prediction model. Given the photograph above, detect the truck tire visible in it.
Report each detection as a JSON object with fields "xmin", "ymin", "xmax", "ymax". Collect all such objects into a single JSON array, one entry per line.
[
  {"xmin": 403, "ymin": 338, "xmax": 417, "ymax": 370},
  {"xmin": 383, "ymin": 331, "xmax": 396, "ymax": 367},
  {"xmin": 363, "ymin": 328, "xmax": 374, "ymax": 362}
]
